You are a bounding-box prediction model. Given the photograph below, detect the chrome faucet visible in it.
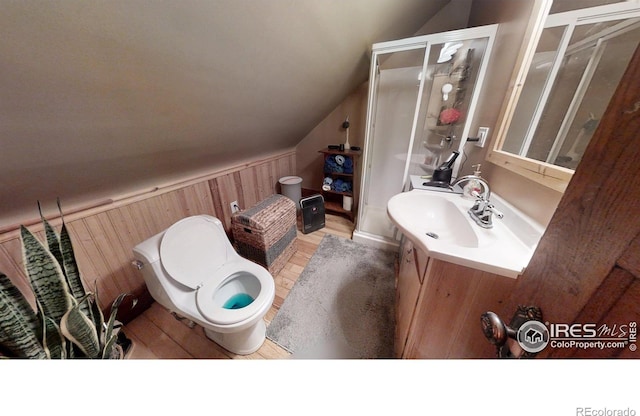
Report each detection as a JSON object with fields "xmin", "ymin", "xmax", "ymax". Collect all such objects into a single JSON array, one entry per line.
[
  {"xmin": 468, "ymin": 193, "xmax": 504, "ymax": 228},
  {"xmin": 451, "ymin": 175, "xmax": 503, "ymax": 228},
  {"xmin": 451, "ymin": 175, "xmax": 491, "ymax": 199}
]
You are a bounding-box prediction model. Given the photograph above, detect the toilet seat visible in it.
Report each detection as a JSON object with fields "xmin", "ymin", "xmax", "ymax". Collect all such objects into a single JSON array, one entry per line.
[{"xmin": 195, "ymin": 261, "xmax": 272, "ymax": 326}]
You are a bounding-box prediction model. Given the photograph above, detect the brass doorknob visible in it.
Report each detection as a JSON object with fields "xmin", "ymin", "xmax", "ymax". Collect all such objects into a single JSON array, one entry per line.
[
  {"xmin": 480, "ymin": 311, "xmax": 516, "ymax": 347},
  {"xmin": 480, "ymin": 306, "xmax": 544, "ymax": 358}
]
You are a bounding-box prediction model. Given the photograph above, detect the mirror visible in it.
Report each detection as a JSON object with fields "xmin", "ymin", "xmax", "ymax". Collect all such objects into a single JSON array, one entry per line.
[{"xmin": 488, "ymin": 1, "xmax": 640, "ymax": 192}]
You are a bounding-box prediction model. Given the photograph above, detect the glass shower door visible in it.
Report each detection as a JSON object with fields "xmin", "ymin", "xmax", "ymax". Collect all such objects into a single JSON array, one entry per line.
[
  {"xmin": 357, "ymin": 47, "xmax": 426, "ymax": 244},
  {"xmin": 354, "ymin": 25, "xmax": 498, "ymax": 249}
]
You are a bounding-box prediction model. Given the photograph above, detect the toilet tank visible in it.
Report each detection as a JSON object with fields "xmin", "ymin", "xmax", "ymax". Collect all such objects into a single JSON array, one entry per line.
[{"xmin": 132, "ymin": 231, "xmax": 186, "ymax": 313}]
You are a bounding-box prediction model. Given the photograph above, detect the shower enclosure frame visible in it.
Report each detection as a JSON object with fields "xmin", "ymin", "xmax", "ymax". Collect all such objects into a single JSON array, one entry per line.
[{"xmin": 353, "ymin": 25, "xmax": 498, "ymax": 250}]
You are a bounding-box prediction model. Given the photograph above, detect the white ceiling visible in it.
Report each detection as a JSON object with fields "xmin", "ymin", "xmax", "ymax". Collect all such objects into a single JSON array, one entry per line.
[{"xmin": 0, "ymin": 0, "xmax": 450, "ymax": 226}]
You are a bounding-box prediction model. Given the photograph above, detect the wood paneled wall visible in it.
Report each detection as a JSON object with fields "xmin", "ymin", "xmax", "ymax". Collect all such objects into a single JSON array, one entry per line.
[{"xmin": 0, "ymin": 150, "xmax": 296, "ymax": 321}]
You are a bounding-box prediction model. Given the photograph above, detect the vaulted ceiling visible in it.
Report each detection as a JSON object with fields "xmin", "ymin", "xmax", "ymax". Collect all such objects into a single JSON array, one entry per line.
[{"xmin": 1, "ymin": 0, "xmax": 450, "ymax": 226}]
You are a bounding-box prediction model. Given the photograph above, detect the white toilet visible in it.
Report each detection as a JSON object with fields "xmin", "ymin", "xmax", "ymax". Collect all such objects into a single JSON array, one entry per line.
[{"xmin": 132, "ymin": 215, "xmax": 275, "ymax": 355}]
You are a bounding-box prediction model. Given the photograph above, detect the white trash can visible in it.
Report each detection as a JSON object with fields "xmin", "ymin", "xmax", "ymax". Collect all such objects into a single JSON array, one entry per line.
[
  {"xmin": 342, "ymin": 195, "xmax": 353, "ymax": 211},
  {"xmin": 279, "ymin": 176, "xmax": 303, "ymax": 207}
]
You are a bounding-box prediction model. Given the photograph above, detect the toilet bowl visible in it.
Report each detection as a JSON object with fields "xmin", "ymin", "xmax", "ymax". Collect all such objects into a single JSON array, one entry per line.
[{"xmin": 132, "ymin": 215, "xmax": 275, "ymax": 355}]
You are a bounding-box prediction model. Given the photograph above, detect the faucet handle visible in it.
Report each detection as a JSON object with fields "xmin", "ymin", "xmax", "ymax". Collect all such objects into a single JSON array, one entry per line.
[{"xmin": 486, "ymin": 203, "xmax": 504, "ymax": 219}]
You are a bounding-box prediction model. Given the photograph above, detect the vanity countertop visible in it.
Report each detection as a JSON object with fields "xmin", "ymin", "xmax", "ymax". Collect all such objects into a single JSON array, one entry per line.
[{"xmin": 387, "ymin": 189, "xmax": 544, "ymax": 278}]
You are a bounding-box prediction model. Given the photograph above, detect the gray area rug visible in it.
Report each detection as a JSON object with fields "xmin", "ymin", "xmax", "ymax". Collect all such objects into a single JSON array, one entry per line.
[{"xmin": 266, "ymin": 234, "xmax": 397, "ymax": 358}]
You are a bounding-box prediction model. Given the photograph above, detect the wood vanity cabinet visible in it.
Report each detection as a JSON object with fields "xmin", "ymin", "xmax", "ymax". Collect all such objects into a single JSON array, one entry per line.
[
  {"xmin": 395, "ymin": 241, "xmax": 517, "ymax": 359},
  {"xmin": 394, "ymin": 236, "xmax": 428, "ymax": 358}
]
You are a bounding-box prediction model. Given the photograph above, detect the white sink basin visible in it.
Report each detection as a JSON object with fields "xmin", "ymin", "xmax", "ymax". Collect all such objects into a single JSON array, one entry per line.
[
  {"xmin": 387, "ymin": 189, "xmax": 544, "ymax": 278},
  {"xmin": 396, "ymin": 194, "xmax": 480, "ymax": 248}
]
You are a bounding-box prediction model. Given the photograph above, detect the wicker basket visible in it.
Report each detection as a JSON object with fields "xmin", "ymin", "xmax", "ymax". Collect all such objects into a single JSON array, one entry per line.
[{"xmin": 231, "ymin": 194, "xmax": 298, "ymax": 276}]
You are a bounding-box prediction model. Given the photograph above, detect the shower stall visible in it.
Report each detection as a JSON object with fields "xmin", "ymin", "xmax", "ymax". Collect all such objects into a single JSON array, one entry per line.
[{"xmin": 353, "ymin": 25, "xmax": 498, "ymax": 249}]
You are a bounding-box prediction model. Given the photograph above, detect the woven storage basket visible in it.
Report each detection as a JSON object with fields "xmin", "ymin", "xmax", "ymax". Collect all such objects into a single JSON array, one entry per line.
[{"xmin": 232, "ymin": 194, "xmax": 298, "ymax": 276}]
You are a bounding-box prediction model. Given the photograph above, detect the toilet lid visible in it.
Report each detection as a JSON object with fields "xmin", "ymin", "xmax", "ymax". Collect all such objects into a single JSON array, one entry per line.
[{"xmin": 160, "ymin": 216, "xmax": 229, "ymax": 289}]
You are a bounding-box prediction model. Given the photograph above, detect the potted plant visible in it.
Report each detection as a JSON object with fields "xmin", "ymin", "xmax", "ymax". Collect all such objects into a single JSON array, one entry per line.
[{"xmin": 0, "ymin": 203, "xmax": 133, "ymax": 359}]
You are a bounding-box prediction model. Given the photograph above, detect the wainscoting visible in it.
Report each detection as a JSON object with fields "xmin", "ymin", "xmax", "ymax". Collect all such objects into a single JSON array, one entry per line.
[{"xmin": 0, "ymin": 150, "xmax": 297, "ymax": 321}]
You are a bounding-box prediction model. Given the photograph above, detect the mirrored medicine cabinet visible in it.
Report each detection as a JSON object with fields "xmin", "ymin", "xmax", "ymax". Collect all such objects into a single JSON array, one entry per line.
[{"xmin": 487, "ymin": 1, "xmax": 640, "ymax": 192}]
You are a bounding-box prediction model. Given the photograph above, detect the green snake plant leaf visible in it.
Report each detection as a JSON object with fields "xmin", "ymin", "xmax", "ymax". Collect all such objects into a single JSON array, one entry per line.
[
  {"xmin": 0, "ymin": 273, "xmax": 47, "ymax": 358},
  {"xmin": 102, "ymin": 293, "xmax": 134, "ymax": 358},
  {"xmin": 38, "ymin": 302, "xmax": 66, "ymax": 359},
  {"xmin": 40, "ymin": 199, "xmax": 92, "ymax": 320},
  {"xmin": 89, "ymin": 281, "xmax": 105, "ymax": 345},
  {"xmin": 59, "ymin": 222, "xmax": 91, "ymax": 318},
  {"xmin": 60, "ymin": 294, "xmax": 100, "ymax": 358},
  {"xmin": 38, "ymin": 201, "xmax": 64, "ymax": 274},
  {"xmin": 0, "ymin": 272, "xmax": 40, "ymax": 334},
  {"xmin": 102, "ymin": 333, "xmax": 118, "ymax": 359},
  {"xmin": 20, "ymin": 225, "xmax": 73, "ymax": 323}
]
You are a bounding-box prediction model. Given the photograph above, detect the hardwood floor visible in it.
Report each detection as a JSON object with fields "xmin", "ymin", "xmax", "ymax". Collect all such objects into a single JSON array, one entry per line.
[{"xmin": 124, "ymin": 213, "xmax": 357, "ymax": 359}]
